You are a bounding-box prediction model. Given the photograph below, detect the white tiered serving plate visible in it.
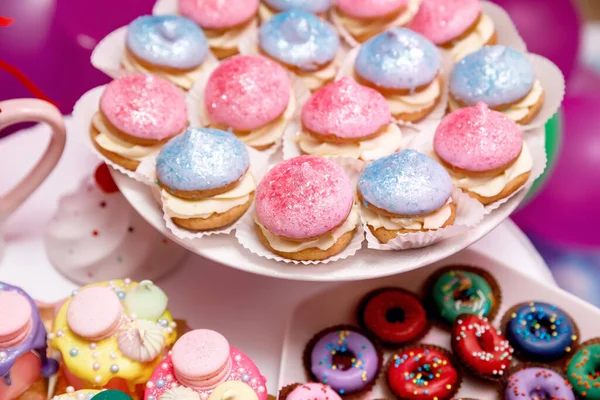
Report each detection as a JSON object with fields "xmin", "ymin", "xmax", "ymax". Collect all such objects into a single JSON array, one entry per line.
[
  {"xmin": 112, "ymin": 170, "xmax": 527, "ymax": 281},
  {"xmin": 279, "ymin": 250, "xmax": 600, "ymax": 398}
]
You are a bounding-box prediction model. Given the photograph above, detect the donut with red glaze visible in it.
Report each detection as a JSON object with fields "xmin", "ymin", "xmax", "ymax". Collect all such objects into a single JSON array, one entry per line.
[{"xmin": 451, "ymin": 314, "xmax": 513, "ymax": 380}]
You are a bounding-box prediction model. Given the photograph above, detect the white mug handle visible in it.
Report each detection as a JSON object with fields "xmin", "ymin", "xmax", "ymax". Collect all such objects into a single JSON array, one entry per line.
[{"xmin": 0, "ymin": 99, "xmax": 66, "ymax": 224}]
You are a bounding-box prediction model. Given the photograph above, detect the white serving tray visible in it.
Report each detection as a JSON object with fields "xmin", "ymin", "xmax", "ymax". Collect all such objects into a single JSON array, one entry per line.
[
  {"xmin": 278, "ymin": 249, "xmax": 600, "ymax": 398},
  {"xmin": 112, "ymin": 170, "xmax": 528, "ymax": 281}
]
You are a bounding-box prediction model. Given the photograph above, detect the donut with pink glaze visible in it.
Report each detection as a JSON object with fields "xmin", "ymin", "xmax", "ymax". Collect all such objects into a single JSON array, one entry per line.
[
  {"xmin": 336, "ymin": 0, "xmax": 408, "ymax": 19},
  {"xmin": 434, "ymin": 102, "xmax": 523, "ymax": 173},
  {"xmin": 255, "ymin": 156, "xmax": 354, "ymax": 240},
  {"xmin": 100, "ymin": 74, "xmax": 188, "ymax": 144},
  {"xmin": 144, "ymin": 329, "xmax": 267, "ymax": 400},
  {"xmin": 409, "ymin": 0, "xmax": 482, "ymax": 45},
  {"xmin": 301, "ymin": 77, "xmax": 390, "ymax": 141},
  {"xmin": 178, "ymin": 0, "xmax": 259, "ymax": 29},
  {"xmin": 204, "ymin": 55, "xmax": 291, "ymax": 132}
]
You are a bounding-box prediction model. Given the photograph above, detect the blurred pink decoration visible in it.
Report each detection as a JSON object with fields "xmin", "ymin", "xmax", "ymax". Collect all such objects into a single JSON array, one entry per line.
[
  {"xmin": 492, "ymin": 0, "xmax": 581, "ymax": 81},
  {"xmin": 566, "ymin": 66, "xmax": 600, "ymax": 95},
  {"xmin": 512, "ymin": 95, "xmax": 600, "ymax": 247}
]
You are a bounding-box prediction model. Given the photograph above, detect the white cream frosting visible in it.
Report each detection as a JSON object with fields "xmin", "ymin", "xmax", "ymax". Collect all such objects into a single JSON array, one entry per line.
[
  {"xmin": 297, "ymin": 123, "xmax": 403, "ymax": 161},
  {"xmin": 449, "ymin": 142, "xmax": 532, "ymax": 198},
  {"xmin": 256, "ymin": 205, "xmax": 359, "ymax": 252},
  {"xmin": 361, "ymin": 198, "xmax": 453, "ymax": 231},
  {"xmin": 122, "ymin": 50, "xmax": 208, "ymax": 90},
  {"xmin": 258, "ymin": 2, "xmax": 276, "ymax": 22},
  {"xmin": 386, "ymin": 78, "xmax": 440, "ymax": 115},
  {"xmin": 333, "ymin": 0, "xmax": 421, "ymax": 42},
  {"xmin": 449, "ymin": 80, "xmax": 543, "ymax": 124},
  {"xmin": 296, "ymin": 51, "xmax": 344, "ymax": 92},
  {"xmin": 205, "ymin": 18, "xmax": 257, "ymax": 54},
  {"xmin": 52, "ymin": 391, "xmax": 100, "ymax": 400},
  {"xmin": 162, "ymin": 173, "xmax": 255, "ymax": 219},
  {"xmin": 449, "ymin": 13, "xmax": 495, "ymax": 61},
  {"xmin": 211, "ymin": 92, "xmax": 296, "ymax": 148},
  {"xmin": 92, "ymin": 112, "xmax": 162, "ymax": 160}
]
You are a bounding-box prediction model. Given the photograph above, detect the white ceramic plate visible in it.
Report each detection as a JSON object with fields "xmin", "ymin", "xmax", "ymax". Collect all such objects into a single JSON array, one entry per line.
[
  {"xmin": 112, "ymin": 170, "xmax": 527, "ymax": 281},
  {"xmin": 278, "ymin": 249, "xmax": 600, "ymax": 398}
]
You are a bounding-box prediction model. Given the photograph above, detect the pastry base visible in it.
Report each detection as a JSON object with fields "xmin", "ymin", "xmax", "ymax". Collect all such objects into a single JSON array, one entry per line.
[
  {"xmin": 516, "ymin": 91, "xmax": 545, "ymax": 125},
  {"xmin": 172, "ymin": 192, "xmax": 254, "ymax": 231},
  {"xmin": 90, "ymin": 125, "xmax": 140, "ymax": 172},
  {"xmin": 464, "ymin": 171, "xmax": 530, "ymax": 205},
  {"xmin": 159, "ymin": 169, "xmax": 249, "ymax": 201}
]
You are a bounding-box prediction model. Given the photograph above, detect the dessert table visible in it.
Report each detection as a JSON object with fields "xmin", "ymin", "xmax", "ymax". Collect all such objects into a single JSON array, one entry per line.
[{"xmin": 0, "ymin": 118, "xmax": 557, "ymax": 394}]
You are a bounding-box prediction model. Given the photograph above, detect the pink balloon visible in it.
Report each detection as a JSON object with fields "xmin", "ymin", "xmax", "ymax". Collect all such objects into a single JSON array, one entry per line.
[
  {"xmin": 513, "ymin": 95, "xmax": 600, "ymax": 247},
  {"xmin": 491, "ymin": 0, "xmax": 581, "ymax": 80}
]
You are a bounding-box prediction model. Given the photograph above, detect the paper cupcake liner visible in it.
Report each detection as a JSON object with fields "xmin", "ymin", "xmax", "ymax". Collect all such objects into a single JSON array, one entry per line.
[
  {"xmin": 136, "ymin": 146, "xmax": 270, "ymax": 240},
  {"xmin": 187, "ymin": 64, "xmax": 310, "ymax": 158},
  {"xmin": 91, "ymin": 25, "xmax": 219, "ymax": 85},
  {"xmin": 152, "ymin": 0, "xmax": 176, "ymax": 15},
  {"xmin": 235, "ymin": 204, "xmax": 365, "ymax": 265},
  {"xmin": 72, "ymin": 85, "xmax": 154, "ymax": 183},
  {"xmin": 335, "ymin": 46, "xmax": 451, "ymax": 130},
  {"xmin": 361, "ymin": 187, "xmax": 485, "ymax": 251},
  {"xmin": 408, "ymin": 124, "xmax": 547, "ymax": 214}
]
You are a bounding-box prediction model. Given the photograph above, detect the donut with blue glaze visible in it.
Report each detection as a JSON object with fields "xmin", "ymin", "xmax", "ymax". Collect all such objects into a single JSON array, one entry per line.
[
  {"xmin": 126, "ymin": 15, "xmax": 208, "ymax": 71},
  {"xmin": 259, "ymin": 9, "xmax": 339, "ymax": 72},
  {"xmin": 354, "ymin": 28, "xmax": 441, "ymax": 94},
  {"xmin": 502, "ymin": 301, "xmax": 579, "ymax": 362}
]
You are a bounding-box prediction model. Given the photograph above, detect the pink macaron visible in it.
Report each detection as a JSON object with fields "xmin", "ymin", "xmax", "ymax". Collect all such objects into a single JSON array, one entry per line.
[
  {"xmin": 301, "ymin": 77, "xmax": 391, "ymax": 141},
  {"xmin": 100, "ymin": 74, "xmax": 188, "ymax": 143},
  {"xmin": 0, "ymin": 291, "xmax": 33, "ymax": 348},
  {"xmin": 255, "ymin": 155, "xmax": 354, "ymax": 240},
  {"xmin": 434, "ymin": 102, "xmax": 523, "ymax": 173},
  {"xmin": 336, "ymin": 0, "xmax": 408, "ymax": 19},
  {"xmin": 205, "ymin": 55, "xmax": 291, "ymax": 132},
  {"xmin": 409, "ymin": 0, "xmax": 482, "ymax": 45},
  {"xmin": 66, "ymin": 286, "xmax": 124, "ymax": 341},
  {"xmin": 179, "ymin": 0, "xmax": 259, "ymax": 30}
]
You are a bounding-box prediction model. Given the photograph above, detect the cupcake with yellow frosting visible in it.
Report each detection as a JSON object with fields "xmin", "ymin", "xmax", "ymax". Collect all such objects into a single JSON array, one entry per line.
[{"xmin": 50, "ymin": 280, "xmax": 177, "ymax": 398}]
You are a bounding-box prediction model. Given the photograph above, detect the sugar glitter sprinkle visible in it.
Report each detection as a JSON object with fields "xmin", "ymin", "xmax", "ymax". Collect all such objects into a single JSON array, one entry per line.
[
  {"xmin": 358, "ymin": 149, "xmax": 452, "ymax": 215},
  {"xmin": 156, "ymin": 127, "xmax": 249, "ymax": 192}
]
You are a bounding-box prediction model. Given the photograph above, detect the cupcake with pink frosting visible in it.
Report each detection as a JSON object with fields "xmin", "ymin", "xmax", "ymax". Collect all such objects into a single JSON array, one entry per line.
[
  {"xmin": 254, "ymin": 155, "xmax": 359, "ymax": 261},
  {"xmin": 144, "ymin": 329, "xmax": 267, "ymax": 400},
  {"xmin": 203, "ymin": 55, "xmax": 294, "ymax": 151},
  {"xmin": 409, "ymin": 0, "xmax": 496, "ymax": 61},
  {"xmin": 90, "ymin": 74, "xmax": 188, "ymax": 172},
  {"xmin": 178, "ymin": 0, "xmax": 259, "ymax": 59},
  {"xmin": 433, "ymin": 102, "xmax": 532, "ymax": 205},
  {"xmin": 0, "ymin": 283, "xmax": 58, "ymax": 400},
  {"xmin": 296, "ymin": 77, "xmax": 402, "ymax": 161},
  {"xmin": 332, "ymin": 0, "xmax": 421, "ymax": 44}
]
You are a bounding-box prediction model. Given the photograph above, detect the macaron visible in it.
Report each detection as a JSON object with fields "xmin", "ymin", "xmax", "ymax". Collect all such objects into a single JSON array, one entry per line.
[
  {"xmin": 0, "ymin": 291, "xmax": 33, "ymax": 348},
  {"xmin": 67, "ymin": 286, "xmax": 123, "ymax": 341}
]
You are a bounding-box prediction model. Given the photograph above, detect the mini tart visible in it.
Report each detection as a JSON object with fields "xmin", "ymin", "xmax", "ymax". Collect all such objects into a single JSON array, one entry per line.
[
  {"xmin": 451, "ymin": 314, "xmax": 513, "ymax": 380},
  {"xmin": 386, "ymin": 344, "xmax": 461, "ymax": 400},
  {"xmin": 259, "ymin": 0, "xmax": 332, "ymax": 22},
  {"xmin": 423, "ymin": 265, "xmax": 501, "ymax": 327},
  {"xmin": 278, "ymin": 383, "xmax": 342, "ymax": 400},
  {"xmin": 145, "ymin": 329, "xmax": 267, "ymax": 400},
  {"xmin": 123, "ymin": 15, "xmax": 209, "ymax": 90},
  {"xmin": 178, "ymin": 0, "xmax": 259, "ymax": 59},
  {"xmin": 409, "ymin": 0, "xmax": 496, "ymax": 61},
  {"xmin": 259, "ymin": 9, "xmax": 341, "ymax": 92},
  {"xmin": 204, "ymin": 55, "xmax": 292, "ymax": 150},
  {"xmin": 156, "ymin": 128, "xmax": 254, "ymax": 231},
  {"xmin": 501, "ymin": 364, "xmax": 576, "ymax": 400},
  {"xmin": 254, "ymin": 155, "xmax": 357, "ymax": 261},
  {"xmin": 303, "ymin": 325, "xmax": 382, "ymax": 397},
  {"xmin": 49, "ymin": 280, "xmax": 177, "ymax": 394},
  {"xmin": 356, "ymin": 288, "xmax": 430, "ymax": 347},
  {"xmin": 333, "ymin": 0, "xmax": 420, "ymax": 43},
  {"xmin": 501, "ymin": 301, "xmax": 579, "ymax": 363},
  {"xmin": 564, "ymin": 338, "xmax": 600, "ymax": 399},
  {"xmin": 91, "ymin": 74, "xmax": 188, "ymax": 171},
  {"xmin": 357, "ymin": 150, "xmax": 455, "ymax": 244},
  {"xmin": 298, "ymin": 77, "xmax": 401, "ymax": 161},
  {"xmin": 450, "ymin": 46, "xmax": 543, "ymax": 124},
  {"xmin": 353, "ymin": 29, "xmax": 442, "ymax": 121},
  {"xmin": 433, "ymin": 103, "xmax": 532, "ymax": 205}
]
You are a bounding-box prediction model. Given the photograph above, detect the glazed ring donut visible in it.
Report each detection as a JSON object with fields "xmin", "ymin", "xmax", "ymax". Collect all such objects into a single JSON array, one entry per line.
[
  {"xmin": 357, "ymin": 288, "xmax": 430, "ymax": 347},
  {"xmin": 565, "ymin": 338, "xmax": 600, "ymax": 399},
  {"xmin": 503, "ymin": 301, "xmax": 578, "ymax": 362},
  {"xmin": 451, "ymin": 314, "xmax": 513, "ymax": 380},
  {"xmin": 504, "ymin": 365, "xmax": 576, "ymax": 400},
  {"xmin": 386, "ymin": 345, "xmax": 460, "ymax": 400}
]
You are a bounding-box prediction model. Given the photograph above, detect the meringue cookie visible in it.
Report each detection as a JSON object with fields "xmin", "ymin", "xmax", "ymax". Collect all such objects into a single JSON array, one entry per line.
[
  {"xmin": 117, "ymin": 319, "xmax": 166, "ymax": 362},
  {"xmin": 159, "ymin": 386, "xmax": 201, "ymax": 400},
  {"xmin": 123, "ymin": 280, "xmax": 168, "ymax": 320}
]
